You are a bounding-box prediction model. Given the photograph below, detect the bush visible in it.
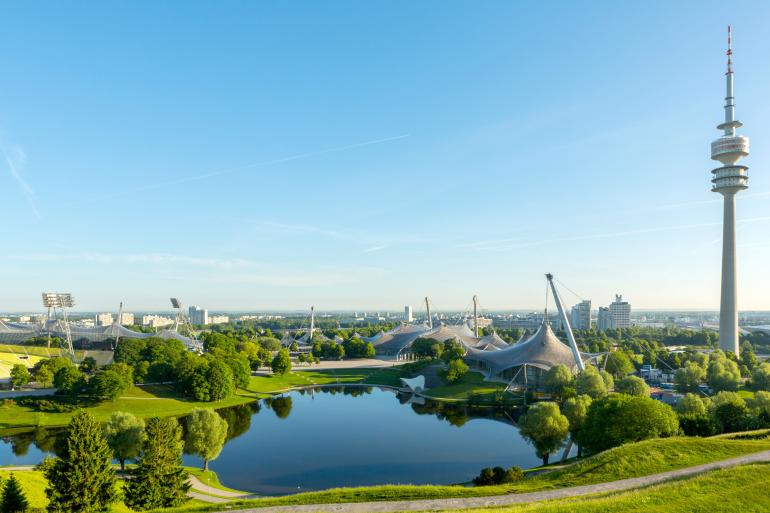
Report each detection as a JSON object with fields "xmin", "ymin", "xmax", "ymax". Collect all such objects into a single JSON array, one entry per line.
[
  {"xmin": 271, "ymin": 349, "xmax": 292, "ymax": 375},
  {"xmin": 445, "ymin": 359, "xmax": 469, "ymax": 383},
  {"xmin": 678, "ymin": 412, "xmax": 718, "ymax": 436},
  {"xmin": 472, "ymin": 466, "xmax": 524, "ymax": 486},
  {"xmin": 615, "ymin": 376, "xmax": 650, "ymax": 397}
]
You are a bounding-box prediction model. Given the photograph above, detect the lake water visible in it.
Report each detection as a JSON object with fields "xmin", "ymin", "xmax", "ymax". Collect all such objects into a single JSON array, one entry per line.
[{"xmin": 0, "ymin": 386, "xmax": 542, "ymax": 494}]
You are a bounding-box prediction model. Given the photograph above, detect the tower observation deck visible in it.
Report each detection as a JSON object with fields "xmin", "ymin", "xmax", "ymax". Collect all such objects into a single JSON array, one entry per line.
[{"xmin": 711, "ymin": 26, "xmax": 749, "ymax": 354}]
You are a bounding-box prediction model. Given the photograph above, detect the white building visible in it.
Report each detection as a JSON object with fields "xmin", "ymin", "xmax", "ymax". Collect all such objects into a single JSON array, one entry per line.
[
  {"xmin": 570, "ymin": 300, "xmax": 592, "ymax": 330},
  {"xmin": 119, "ymin": 312, "xmax": 135, "ymax": 326},
  {"xmin": 95, "ymin": 313, "xmax": 114, "ymax": 326},
  {"xmin": 208, "ymin": 315, "xmax": 230, "ymax": 325},
  {"xmin": 597, "ymin": 307, "xmax": 614, "ymax": 331},
  {"xmin": 189, "ymin": 306, "xmax": 209, "ymax": 326},
  {"xmin": 609, "ymin": 294, "xmax": 631, "ymax": 328},
  {"xmin": 404, "ymin": 305, "xmax": 413, "ymax": 322},
  {"xmin": 142, "ymin": 315, "xmax": 174, "ymax": 328}
]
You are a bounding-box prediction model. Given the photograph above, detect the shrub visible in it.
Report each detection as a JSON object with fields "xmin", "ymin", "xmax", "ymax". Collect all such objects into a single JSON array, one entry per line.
[
  {"xmin": 445, "ymin": 359, "xmax": 469, "ymax": 383},
  {"xmin": 472, "ymin": 466, "xmax": 524, "ymax": 486}
]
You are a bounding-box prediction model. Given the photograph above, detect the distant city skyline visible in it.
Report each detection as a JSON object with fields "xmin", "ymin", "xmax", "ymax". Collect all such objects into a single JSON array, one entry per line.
[{"xmin": 2, "ymin": 2, "xmax": 770, "ymax": 312}]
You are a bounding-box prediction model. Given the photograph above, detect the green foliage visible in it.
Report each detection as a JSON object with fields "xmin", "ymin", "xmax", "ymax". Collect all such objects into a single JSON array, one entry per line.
[
  {"xmin": 342, "ymin": 338, "xmax": 376, "ymax": 359},
  {"xmin": 678, "ymin": 412, "xmax": 718, "ymax": 436},
  {"xmin": 709, "ymin": 391, "xmax": 749, "ymax": 433},
  {"xmin": 575, "ymin": 367, "xmax": 607, "ymax": 399},
  {"xmin": 578, "ymin": 393, "xmax": 679, "ymax": 455},
  {"xmin": 445, "ymin": 359, "xmax": 469, "ymax": 383},
  {"xmin": 707, "ymin": 352, "xmax": 742, "ymax": 392},
  {"xmin": 35, "ymin": 366, "xmax": 53, "ymax": 388},
  {"xmin": 9, "ymin": 365, "xmax": 31, "ymax": 390},
  {"xmin": 312, "ymin": 341, "xmax": 345, "ymax": 360},
  {"xmin": 518, "ymin": 402, "xmax": 569, "ymax": 465},
  {"xmin": 674, "ymin": 362, "xmax": 706, "ymax": 393},
  {"xmin": 104, "ymin": 411, "xmax": 146, "ymax": 470},
  {"xmin": 79, "ymin": 356, "xmax": 97, "ymax": 373},
  {"xmin": 184, "ymin": 409, "xmax": 229, "ymax": 471},
  {"xmin": 410, "ymin": 338, "xmax": 444, "ymax": 359},
  {"xmin": 124, "ymin": 417, "xmax": 190, "ymax": 510},
  {"xmin": 89, "ymin": 369, "xmax": 128, "ymax": 401},
  {"xmin": 750, "ymin": 391, "xmax": 770, "ymax": 422},
  {"xmin": 472, "ymin": 466, "xmax": 524, "ymax": 486},
  {"xmin": 604, "ymin": 351, "xmax": 635, "ymax": 378},
  {"xmin": 615, "ymin": 376, "xmax": 650, "ymax": 396},
  {"xmin": 751, "ymin": 362, "xmax": 770, "ymax": 391},
  {"xmin": 0, "ymin": 474, "xmax": 29, "ymax": 513},
  {"xmin": 676, "ymin": 393, "xmax": 708, "ymax": 416},
  {"xmin": 271, "ymin": 349, "xmax": 292, "ymax": 375},
  {"xmin": 53, "ymin": 366, "xmax": 85, "ymax": 397},
  {"xmin": 42, "ymin": 410, "xmax": 117, "ymax": 513},
  {"xmin": 561, "ymin": 394, "xmax": 592, "ymax": 446},
  {"xmin": 268, "ymin": 396, "xmax": 293, "ymax": 419},
  {"xmin": 544, "ymin": 364, "xmax": 574, "ymax": 400},
  {"xmin": 440, "ymin": 339, "xmax": 465, "ymax": 364}
]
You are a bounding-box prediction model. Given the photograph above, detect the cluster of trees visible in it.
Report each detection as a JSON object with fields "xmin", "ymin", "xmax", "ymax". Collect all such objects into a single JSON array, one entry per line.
[
  {"xmin": 309, "ymin": 336, "xmax": 376, "ymax": 361},
  {"xmin": 521, "ymin": 364, "xmax": 678, "ymax": 464},
  {"xmin": 472, "ymin": 466, "xmax": 524, "ymax": 486},
  {"xmin": 673, "ymin": 349, "xmax": 753, "ymax": 394},
  {"xmin": 676, "ymin": 390, "xmax": 770, "ymax": 436},
  {"xmin": 409, "ymin": 338, "xmax": 468, "ymax": 383},
  {"xmin": 41, "ymin": 407, "xmax": 231, "ymax": 512},
  {"xmin": 21, "ymin": 357, "xmax": 134, "ymax": 401}
]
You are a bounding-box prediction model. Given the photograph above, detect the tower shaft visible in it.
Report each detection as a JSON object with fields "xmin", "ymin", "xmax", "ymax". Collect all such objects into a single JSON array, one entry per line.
[{"xmin": 719, "ymin": 193, "xmax": 739, "ymax": 353}]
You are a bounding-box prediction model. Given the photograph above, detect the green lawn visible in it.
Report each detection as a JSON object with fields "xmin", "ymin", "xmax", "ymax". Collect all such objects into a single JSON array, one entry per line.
[
  {"xmin": 423, "ymin": 371, "xmax": 521, "ymax": 404},
  {"xmin": 155, "ymin": 435, "xmax": 770, "ymax": 511},
  {"xmin": 240, "ymin": 368, "xmax": 403, "ymax": 397},
  {"xmin": 0, "ymin": 351, "xmax": 44, "ymax": 379}
]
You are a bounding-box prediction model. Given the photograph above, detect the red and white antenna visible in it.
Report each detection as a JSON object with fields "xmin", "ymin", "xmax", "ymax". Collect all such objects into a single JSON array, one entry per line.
[{"xmin": 727, "ymin": 25, "xmax": 733, "ymax": 74}]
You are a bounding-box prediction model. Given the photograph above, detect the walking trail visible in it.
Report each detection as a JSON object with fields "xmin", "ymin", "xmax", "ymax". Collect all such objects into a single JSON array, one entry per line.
[{"xmin": 207, "ymin": 450, "xmax": 770, "ymax": 513}]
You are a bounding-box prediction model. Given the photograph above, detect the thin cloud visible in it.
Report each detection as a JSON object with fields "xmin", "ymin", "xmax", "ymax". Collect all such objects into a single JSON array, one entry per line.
[
  {"xmin": 363, "ymin": 245, "xmax": 387, "ymax": 253},
  {"xmin": 1, "ymin": 142, "xmax": 40, "ymax": 218},
  {"xmin": 65, "ymin": 134, "xmax": 411, "ymax": 206},
  {"xmin": 3, "ymin": 252, "xmax": 263, "ymax": 269}
]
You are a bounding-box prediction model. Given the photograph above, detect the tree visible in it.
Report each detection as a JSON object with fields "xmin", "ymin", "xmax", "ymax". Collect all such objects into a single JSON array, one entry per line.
[
  {"xmin": 271, "ymin": 349, "xmax": 292, "ymax": 376},
  {"xmin": 518, "ymin": 402, "xmax": 569, "ymax": 465},
  {"xmin": 674, "ymin": 362, "xmax": 705, "ymax": 393},
  {"xmin": 207, "ymin": 359, "xmax": 235, "ymax": 401},
  {"xmin": 676, "ymin": 393, "xmax": 707, "ymax": 416},
  {"xmin": 104, "ymin": 412, "xmax": 146, "ymax": 471},
  {"xmin": 43, "ymin": 410, "xmax": 117, "ymax": 513},
  {"xmin": 707, "ymin": 355, "xmax": 742, "ymax": 392},
  {"xmin": 90, "ymin": 370, "xmax": 128, "ymax": 401},
  {"xmin": 445, "ymin": 359, "xmax": 469, "ymax": 383},
  {"xmin": 561, "ymin": 395, "xmax": 592, "ymax": 456},
  {"xmin": 124, "ymin": 417, "xmax": 190, "ymax": 510},
  {"xmin": 9, "ymin": 365, "xmax": 30, "ymax": 390},
  {"xmin": 184, "ymin": 409, "xmax": 229, "ymax": 471},
  {"xmin": 544, "ymin": 365, "xmax": 574, "ymax": 400},
  {"xmin": 751, "ymin": 362, "xmax": 770, "ymax": 391},
  {"xmin": 0, "ymin": 474, "xmax": 29, "ymax": 513},
  {"xmin": 750, "ymin": 391, "xmax": 770, "ymax": 422},
  {"xmin": 79, "ymin": 357, "xmax": 97, "ymax": 373},
  {"xmin": 36, "ymin": 366, "xmax": 54, "ymax": 388},
  {"xmin": 575, "ymin": 367, "xmax": 607, "ymax": 399},
  {"xmin": 615, "ymin": 376, "xmax": 650, "ymax": 397},
  {"xmin": 441, "ymin": 339, "xmax": 465, "ymax": 363},
  {"xmin": 53, "ymin": 366, "xmax": 85, "ymax": 396},
  {"xmin": 577, "ymin": 394, "xmax": 679, "ymax": 455},
  {"xmin": 709, "ymin": 391, "xmax": 748, "ymax": 433},
  {"xmin": 605, "ymin": 351, "xmax": 635, "ymax": 379}
]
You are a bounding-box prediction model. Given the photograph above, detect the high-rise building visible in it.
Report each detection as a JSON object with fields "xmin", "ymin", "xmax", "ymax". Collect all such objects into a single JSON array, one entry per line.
[
  {"xmin": 711, "ymin": 27, "xmax": 749, "ymax": 355},
  {"xmin": 142, "ymin": 315, "xmax": 174, "ymax": 328},
  {"xmin": 404, "ymin": 305, "xmax": 413, "ymax": 322},
  {"xmin": 189, "ymin": 306, "xmax": 209, "ymax": 326},
  {"xmin": 609, "ymin": 294, "xmax": 631, "ymax": 329},
  {"xmin": 597, "ymin": 307, "xmax": 614, "ymax": 331},
  {"xmin": 570, "ymin": 300, "xmax": 592, "ymax": 330},
  {"xmin": 95, "ymin": 313, "xmax": 113, "ymax": 326},
  {"xmin": 119, "ymin": 313, "xmax": 134, "ymax": 326}
]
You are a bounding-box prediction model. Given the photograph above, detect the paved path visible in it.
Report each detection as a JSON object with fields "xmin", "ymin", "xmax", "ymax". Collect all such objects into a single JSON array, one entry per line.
[
  {"xmin": 213, "ymin": 450, "xmax": 770, "ymax": 513},
  {"xmin": 187, "ymin": 475, "xmax": 256, "ymax": 500}
]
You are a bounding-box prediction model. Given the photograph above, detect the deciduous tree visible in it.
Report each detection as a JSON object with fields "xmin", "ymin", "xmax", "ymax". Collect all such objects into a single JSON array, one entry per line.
[{"xmin": 184, "ymin": 409, "xmax": 229, "ymax": 471}]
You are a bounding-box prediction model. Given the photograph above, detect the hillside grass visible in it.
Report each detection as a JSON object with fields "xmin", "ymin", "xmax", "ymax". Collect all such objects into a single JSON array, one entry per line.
[
  {"xmin": 422, "ymin": 370, "xmax": 520, "ymax": 403},
  {"xmin": 156, "ymin": 435, "xmax": 770, "ymax": 511},
  {"xmin": 240, "ymin": 368, "xmax": 403, "ymax": 397}
]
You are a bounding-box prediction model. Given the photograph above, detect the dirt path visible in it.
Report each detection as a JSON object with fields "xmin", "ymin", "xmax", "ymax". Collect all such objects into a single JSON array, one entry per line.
[{"xmin": 211, "ymin": 450, "xmax": 770, "ymax": 513}]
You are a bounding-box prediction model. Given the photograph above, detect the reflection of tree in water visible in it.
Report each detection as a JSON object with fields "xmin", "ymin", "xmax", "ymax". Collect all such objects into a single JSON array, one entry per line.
[
  {"xmin": 265, "ymin": 396, "xmax": 293, "ymax": 419},
  {"xmin": 406, "ymin": 395, "xmax": 521, "ymax": 428},
  {"xmin": 4, "ymin": 426, "xmax": 68, "ymax": 457},
  {"xmin": 217, "ymin": 402, "xmax": 260, "ymax": 442}
]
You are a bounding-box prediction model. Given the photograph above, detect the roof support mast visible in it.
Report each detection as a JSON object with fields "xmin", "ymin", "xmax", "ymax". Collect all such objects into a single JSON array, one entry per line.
[
  {"xmin": 545, "ymin": 274, "xmax": 585, "ymax": 371},
  {"xmin": 472, "ymin": 295, "xmax": 479, "ymax": 338},
  {"xmin": 425, "ymin": 297, "xmax": 432, "ymax": 330},
  {"xmin": 309, "ymin": 305, "xmax": 315, "ymax": 342}
]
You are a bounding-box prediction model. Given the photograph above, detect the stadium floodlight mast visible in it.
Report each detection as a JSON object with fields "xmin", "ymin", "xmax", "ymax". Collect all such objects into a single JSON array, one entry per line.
[
  {"xmin": 41, "ymin": 292, "xmax": 75, "ymax": 357},
  {"xmin": 169, "ymin": 297, "xmax": 200, "ymax": 349}
]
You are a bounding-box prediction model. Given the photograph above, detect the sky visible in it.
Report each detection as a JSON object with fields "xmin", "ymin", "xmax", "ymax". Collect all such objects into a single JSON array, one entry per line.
[{"xmin": 2, "ymin": 1, "xmax": 770, "ymax": 313}]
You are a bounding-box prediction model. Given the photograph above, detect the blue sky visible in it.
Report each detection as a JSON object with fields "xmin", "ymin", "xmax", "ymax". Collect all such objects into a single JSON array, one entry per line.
[{"xmin": 2, "ymin": 1, "xmax": 770, "ymax": 312}]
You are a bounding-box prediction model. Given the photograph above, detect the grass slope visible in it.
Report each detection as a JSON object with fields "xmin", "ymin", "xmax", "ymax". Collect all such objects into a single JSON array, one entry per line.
[
  {"xmin": 457, "ymin": 463, "xmax": 770, "ymax": 512},
  {"xmin": 422, "ymin": 371, "xmax": 519, "ymax": 403},
  {"xmin": 156, "ymin": 436, "xmax": 770, "ymax": 511}
]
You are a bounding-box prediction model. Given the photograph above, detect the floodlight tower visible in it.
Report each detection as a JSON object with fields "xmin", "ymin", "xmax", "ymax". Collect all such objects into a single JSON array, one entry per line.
[
  {"xmin": 711, "ymin": 26, "xmax": 750, "ymax": 355},
  {"xmin": 472, "ymin": 295, "xmax": 479, "ymax": 337},
  {"xmin": 309, "ymin": 306, "xmax": 315, "ymax": 342},
  {"xmin": 425, "ymin": 297, "xmax": 433, "ymax": 330},
  {"xmin": 41, "ymin": 292, "xmax": 75, "ymax": 357}
]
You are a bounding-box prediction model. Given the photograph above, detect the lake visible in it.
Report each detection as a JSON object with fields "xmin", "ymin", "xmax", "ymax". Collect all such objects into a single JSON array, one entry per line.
[{"xmin": 0, "ymin": 386, "xmax": 543, "ymax": 494}]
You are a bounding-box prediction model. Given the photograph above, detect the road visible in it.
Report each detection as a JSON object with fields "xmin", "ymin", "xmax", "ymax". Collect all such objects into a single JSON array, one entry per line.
[{"xmin": 210, "ymin": 449, "xmax": 770, "ymax": 513}]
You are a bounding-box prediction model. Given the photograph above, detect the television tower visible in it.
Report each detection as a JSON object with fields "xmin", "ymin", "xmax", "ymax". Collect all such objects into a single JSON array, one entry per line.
[{"xmin": 711, "ymin": 26, "xmax": 749, "ymax": 354}]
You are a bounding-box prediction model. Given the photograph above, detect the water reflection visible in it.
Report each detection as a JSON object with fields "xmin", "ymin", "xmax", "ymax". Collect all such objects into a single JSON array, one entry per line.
[{"xmin": 1, "ymin": 386, "xmax": 536, "ymax": 493}]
